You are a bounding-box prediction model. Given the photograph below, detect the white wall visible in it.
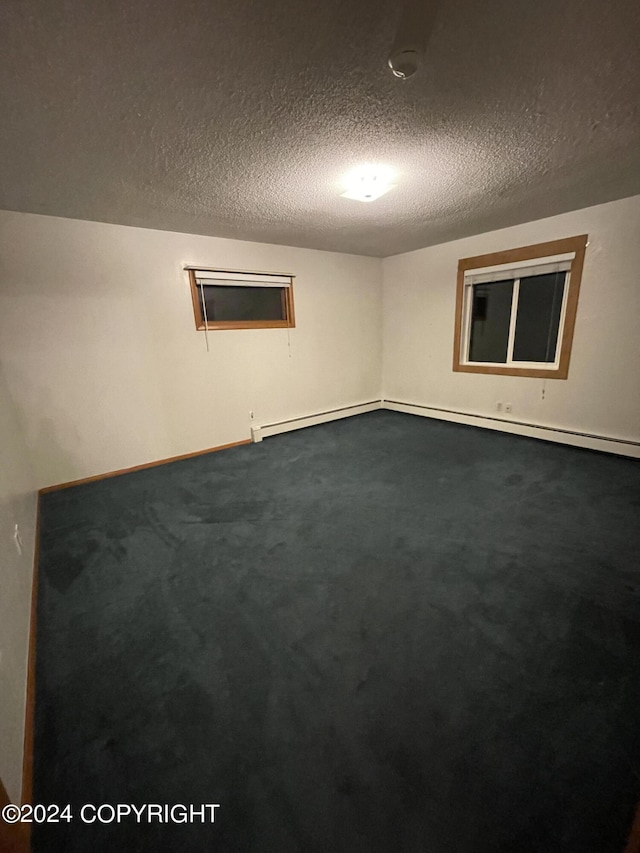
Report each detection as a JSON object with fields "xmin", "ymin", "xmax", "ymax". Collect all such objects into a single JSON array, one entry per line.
[
  {"xmin": 0, "ymin": 196, "xmax": 638, "ymax": 800},
  {"xmin": 382, "ymin": 195, "xmax": 640, "ymax": 448},
  {"xmin": 0, "ymin": 211, "xmax": 382, "ymax": 488},
  {"xmin": 0, "ymin": 362, "xmax": 37, "ymax": 803}
]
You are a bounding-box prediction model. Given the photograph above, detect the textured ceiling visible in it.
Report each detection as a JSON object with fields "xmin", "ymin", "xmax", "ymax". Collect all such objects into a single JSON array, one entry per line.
[{"xmin": 1, "ymin": 0, "xmax": 639, "ymax": 257}]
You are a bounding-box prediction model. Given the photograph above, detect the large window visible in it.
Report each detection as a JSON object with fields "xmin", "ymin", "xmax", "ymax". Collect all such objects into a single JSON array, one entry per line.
[
  {"xmin": 187, "ymin": 268, "xmax": 295, "ymax": 330},
  {"xmin": 453, "ymin": 235, "xmax": 588, "ymax": 379}
]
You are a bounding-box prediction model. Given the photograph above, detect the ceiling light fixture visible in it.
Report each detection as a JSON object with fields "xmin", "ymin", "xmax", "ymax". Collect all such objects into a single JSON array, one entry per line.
[{"xmin": 340, "ymin": 165, "xmax": 396, "ymax": 202}]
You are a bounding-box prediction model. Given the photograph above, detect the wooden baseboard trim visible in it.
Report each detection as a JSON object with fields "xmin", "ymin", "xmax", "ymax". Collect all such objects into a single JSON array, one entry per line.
[
  {"xmin": 21, "ymin": 493, "xmax": 40, "ymax": 818},
  {"xmin": 39, "ymin": 439, "xmax": 252, "ymax": 494},
  {"xmin": 1, "ymin": 776, "xmax": 30, "ymax": 852},
  {"xmin": 20, "ymin": 439, "xmax": 251, "ymax": 840}
]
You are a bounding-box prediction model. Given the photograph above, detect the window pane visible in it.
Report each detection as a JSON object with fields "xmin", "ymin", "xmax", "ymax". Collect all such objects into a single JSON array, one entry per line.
[
  {"xmin": 512, "ymin": 272, "xmax": 565, "ymax": 363},
  {"xmin": 468, "ymin": 280, "xmax": 513, "ymax": 363},
  {"xmin": 201, "ymin": 285, "xmax": 285, "ymax": 322}
]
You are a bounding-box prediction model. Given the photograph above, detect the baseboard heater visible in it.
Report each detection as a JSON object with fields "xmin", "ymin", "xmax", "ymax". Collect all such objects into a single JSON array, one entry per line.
[
  {"xmin": 251, "ymin": 400, "xmax": 382, "ymax": 442},
  {"xmin": 382, "ymin": 399, "xmax": 640, "ymax": 459}
]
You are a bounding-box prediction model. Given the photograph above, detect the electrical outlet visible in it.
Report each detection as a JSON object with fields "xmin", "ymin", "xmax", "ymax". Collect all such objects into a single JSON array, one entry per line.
[
  {"xmin": 505, "ymin": 403, "xmax": 512, "ymax": 413},
  {"xmin": 496, "ymin": 401, "xmax": 503, "ymax": 412}
]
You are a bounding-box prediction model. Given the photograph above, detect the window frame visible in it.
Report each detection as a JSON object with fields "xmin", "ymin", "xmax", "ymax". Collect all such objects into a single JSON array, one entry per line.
[
  {"xmin": 187, "ymin": 267, "xmax": 296, "ymax": 331},
  {"xmin": 452, "ymin": 235, "xmax": 588, "ymax": 379}
]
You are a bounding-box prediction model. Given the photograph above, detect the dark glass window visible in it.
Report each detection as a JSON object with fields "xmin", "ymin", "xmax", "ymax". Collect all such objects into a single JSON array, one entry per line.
[
  {"xmin": 512, "ymin": 272, "xmax": 565, "ymax": 363},
  {"xmin": 454, "ymin": 235, "xmax": 587, "ymax": 378},
  {"xmin": 468, "ymin": 279, "xmax": 513, "ymax": 364},
  {"xmin": 200, "ymin": 285, "xmax": 285, "ymax": 322}
]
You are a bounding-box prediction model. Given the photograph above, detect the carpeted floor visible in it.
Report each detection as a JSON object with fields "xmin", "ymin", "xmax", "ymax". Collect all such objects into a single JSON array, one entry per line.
[{"xmin": 33, "ymin": 411, "xmax": 640, "ymax": 852}]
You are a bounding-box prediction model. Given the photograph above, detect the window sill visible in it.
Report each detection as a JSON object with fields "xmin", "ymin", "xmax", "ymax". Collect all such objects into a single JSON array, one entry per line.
[
  {"xmin": 453, "ymin": 363, "xmax": 568, "ymax": 379},
  {"xmin": 196, "ymin": 320, "xmax": 295, "ymax": 331}
]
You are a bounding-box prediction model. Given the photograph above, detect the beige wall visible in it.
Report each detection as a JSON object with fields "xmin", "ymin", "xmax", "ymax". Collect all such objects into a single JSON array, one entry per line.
[
  {"xmin": 0, "ymin": 211, "xmax": 382, "ymax": 488},
  {"xmin": 0, "ymin": 363, "xmax": 37, "ymax": 803},
  {"xmin": 382, "ymin": 194, "xmax": 640, "ymax": 447}
]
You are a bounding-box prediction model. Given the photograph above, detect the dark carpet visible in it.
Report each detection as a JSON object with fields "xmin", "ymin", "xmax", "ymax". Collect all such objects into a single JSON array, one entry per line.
[{"xmin": 33, "ymin": 411, "xmax": 640, "ymax": 852}]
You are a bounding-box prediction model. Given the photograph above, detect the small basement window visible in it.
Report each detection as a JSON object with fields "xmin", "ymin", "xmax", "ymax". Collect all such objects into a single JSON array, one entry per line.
[
  {"xmin": 187, "ymin": 268, "xmax": 295, "ymax": 330},
  {"xmin": 453, "ymin": 235, "xmax": 588, "ymax": 379}
]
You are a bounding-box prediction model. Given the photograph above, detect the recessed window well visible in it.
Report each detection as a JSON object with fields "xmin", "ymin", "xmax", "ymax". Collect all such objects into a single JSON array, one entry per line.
[
  {"xmin": 453, "ymin": 235, "xmax": 588, "ymax": 379},
  {"xmin": 186, "ymin": 268, "xmax": 295, "ymax": 330}
]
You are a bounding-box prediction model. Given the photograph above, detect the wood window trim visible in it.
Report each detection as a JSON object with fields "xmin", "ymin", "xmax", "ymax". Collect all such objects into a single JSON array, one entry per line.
[
  {"xmin": 187, "ymin": 268, "xmax": 295, "ymax": 331},
  {"xmin": 452, "ymin": 234, "xmax": 588, "ymax": 380}
]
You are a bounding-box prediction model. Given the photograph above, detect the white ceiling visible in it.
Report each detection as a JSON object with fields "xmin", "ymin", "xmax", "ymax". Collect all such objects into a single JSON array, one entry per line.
[{"xmin": 1, "ymin": 0, "xmax": 639, "ymax": 257}]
